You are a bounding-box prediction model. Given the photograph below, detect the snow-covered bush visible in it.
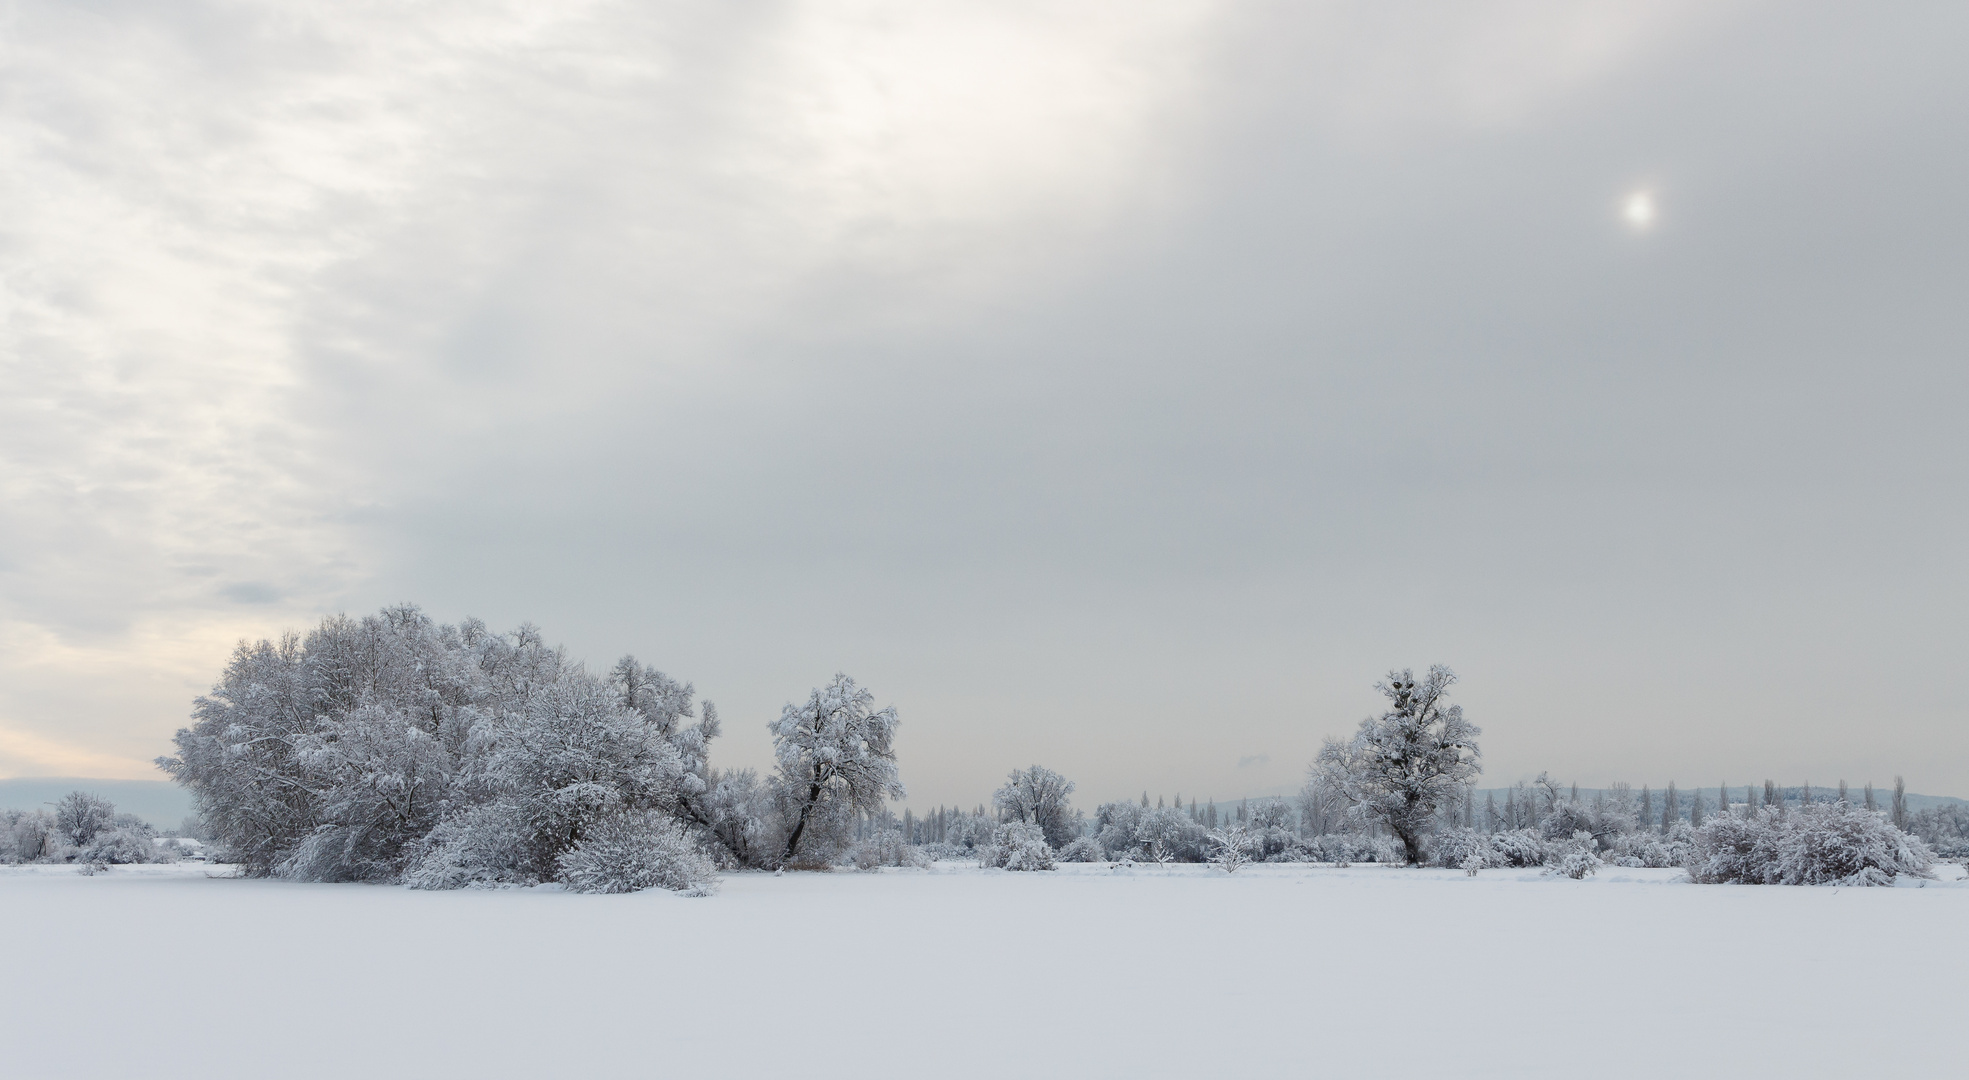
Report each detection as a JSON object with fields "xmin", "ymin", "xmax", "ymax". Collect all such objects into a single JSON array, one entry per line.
[
  {"xmin": 1299, "ymin": 832, "xmax": 1405, "ymax": 864},
  {"xmin": 1245, "ymin": 801, "xmax": 1298, "ymax": 860},
  {"xmin": 81, "ymin": 827, "xmax": 160, "ymax": 866},
  {"xmin": 1093, "ymin": 800, "xmax": 1146, "ymax": 859},
  {"xmin": 4, "ymin": 809, "xmax": 57, "ymax": 863},
  {"xmin": 850, "ymin": 828, "xmax": 925, "ymax": 870},
  {"xmin": 162, "ymin": 605, "xmax": 795, "ymax": 887},
  {"xmin": 1429, "ymin": 827, "xmax": 1491, "ymax": 869},
  {"xmin": 555, "ymin": 811, "xmax": 718, "ymax": 896},
  {"xmin": 1208, "ymin": 827, "xmax": 1252, "ymax": 873},
  {"xmin": 978, "ymin": 822, "xmax": 1055, "ymax": 871},
  {"xmin": 1607, "ymin": 822, "xmax": 1691, "ymax": 869},
  {"xmin": 164, "ymin": 609, "xmax": 726, "ymax": 880},
  {"xmin": 1688, "ymin": 803, "xmax": 1935, "ymax": 886},
  {"xmin": 402, "ymin": 804, "xmax": 535, "ymax": 890},
  {"xmin": 1538, "ymin": 799, "xmax": 1595, "ymax": 844},
  {"xmin": 1056, "ymin": 836, "xmax": 1104, "ymax": 863},
  {"xmin": 5, "ymin": 795, "xmax": 160, "ymax": 865},
  {"xmin": 1134, "ymin": 807, "xmax": 1208, "ymax": 864},
  {"xmin": 1908, "ymin": 804, "xmax": 1969, "ymax": 858},
  {"xmin": 1487, "ymin": 829, "xmax": 1546, "ymax": 867},
  {"xmin": 943, "ymin": 812, "xmax": 999, "ymax": 854},
  {"xmin": 1543, "ymin": 832, "xmax": 1599, "ymax": 879}
]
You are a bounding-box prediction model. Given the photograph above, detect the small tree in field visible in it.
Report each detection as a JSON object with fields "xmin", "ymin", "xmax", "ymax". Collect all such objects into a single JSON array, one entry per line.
[
  {"xmin": 1208, "ymin": 826, "xmax": 1252, "ymax": 873},
  {"xmin": 1312, "ymin": 665, "xmax": 1482, "ymax": 865},
  {"xmin": 769, "ymin": 674, "xmax": 905, "ymax": 863},
  {"xmin": 992, "ymin": 765, "xmax": 1079, "ymax": 849}
]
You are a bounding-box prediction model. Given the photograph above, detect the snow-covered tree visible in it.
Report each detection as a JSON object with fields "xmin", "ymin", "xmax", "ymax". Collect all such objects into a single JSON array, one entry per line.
[
  {"xmin": 768, "ymin": 674, "xmax": 905, "ymax": 864},
  {"xmin": 978, "ymin": 821, "xmax": 1055, "ymax": 870},
  {"xmin": 1208, "ymin": 826, "xmax": 1252, "ymax": 873},
  {"xmin": 1311, "ymin": 666, "xmax": 1482, "ymax": 865},
  {"xmin": 164, "ymin": 605, "xmax": 736, "ymax": 888},
  {"xmin": 992, "ymin": 765, "xmax": 1079, "ymax": 848},
  {"xmin": 55, "ymin": 791, "xmax": 116, "ymax": 848}
]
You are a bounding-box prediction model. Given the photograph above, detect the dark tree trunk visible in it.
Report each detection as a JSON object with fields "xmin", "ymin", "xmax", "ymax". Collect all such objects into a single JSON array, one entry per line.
[{"xmin": 783, "ymin": 779, "xmax": 825, "ymax": 859}]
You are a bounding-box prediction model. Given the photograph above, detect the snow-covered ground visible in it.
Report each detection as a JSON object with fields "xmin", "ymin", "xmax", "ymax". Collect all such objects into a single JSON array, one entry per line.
[{"xmin": 3, "ymin": 860, "xmax": 1964, "ymax": 1079}]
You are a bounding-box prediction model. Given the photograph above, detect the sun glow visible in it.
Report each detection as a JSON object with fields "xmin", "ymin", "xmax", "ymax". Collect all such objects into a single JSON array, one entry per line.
[{"xmin": 1623, "ymin": 190, "xmax": 1657, "ymax": 230}]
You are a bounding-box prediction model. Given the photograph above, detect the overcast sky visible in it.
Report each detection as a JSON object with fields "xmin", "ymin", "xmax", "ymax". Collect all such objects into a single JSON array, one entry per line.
[{"xmin": 3, "ymin": 1, "xmax": 1966, "ymax": 808}]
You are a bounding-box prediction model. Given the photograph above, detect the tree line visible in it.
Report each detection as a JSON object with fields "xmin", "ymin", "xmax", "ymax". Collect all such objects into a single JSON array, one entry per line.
[{"xmin": 143, "ymin": 610, "xmax": 1949, "ymax": 893}]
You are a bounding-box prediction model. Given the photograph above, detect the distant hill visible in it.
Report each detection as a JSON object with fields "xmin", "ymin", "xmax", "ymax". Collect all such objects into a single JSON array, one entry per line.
[{"xmin": 0, "ymin": 777, "xmax": 194, "ymax": 831}]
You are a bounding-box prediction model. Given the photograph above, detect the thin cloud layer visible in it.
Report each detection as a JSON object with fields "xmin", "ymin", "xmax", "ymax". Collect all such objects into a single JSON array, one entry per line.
[{"xmin": 3, "ymin": 2, "xmax": 1965, "ymax": 804}]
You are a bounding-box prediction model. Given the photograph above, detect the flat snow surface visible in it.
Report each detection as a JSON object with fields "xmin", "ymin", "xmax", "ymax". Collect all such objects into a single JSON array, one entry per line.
[{"xmin": 4, "ymin": 860, "xmax": 1965, "ymax": 1079}]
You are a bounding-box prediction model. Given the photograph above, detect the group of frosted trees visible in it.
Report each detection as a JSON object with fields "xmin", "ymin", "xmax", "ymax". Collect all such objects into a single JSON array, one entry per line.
[
  {"xmin": 1, "ymin": 791, "xmax": 171, "ymax": 868},
  {"xmin": 890, "ymin": 666, "xmax": 1939, "ymax": 886},
  {"xmin": 159, "ymin": 606, "xmax": 902, "ymax": 894},
  {"xmin": 155, "ymin": 623, "xmax": 1945, "ymax": 892}
]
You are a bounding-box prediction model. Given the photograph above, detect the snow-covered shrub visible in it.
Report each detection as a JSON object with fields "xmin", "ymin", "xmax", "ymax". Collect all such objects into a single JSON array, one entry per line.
[
  {"xmin": 915, "ymin": 842, "xmax": 967, "ymax": 861},
  {"xmin": 1429, "ymin": 827, "xmax": 1491, "ymax": 869},
  {"xmin": 1460, "ymin": 852, "xmax": 1484, "ymax": 876},
  {"xmin": 978, "ymin": 822, "xmax": 1055, "ymax": 871},
  {"xmin": 1057, "ymin": 836, "xmax": 1104, "ymax": 863},
  {"xmin": 81, "ymin": 827, "xmax": 159, "ymax": 865},
  {"xmin": 943, "ymin": 812, "xmax": 999, "ymax": 854},
  {"xmin": 1908, "ymin": 804, "xmax": 1969, "ymax": 858},
  {"xmin": 1208, "ymin": 827, "xmax": 1252, "ymax": 873},
  {"xmin": 1299, "ymin": 832, "xmax": 1405, "ymax": 864},
  {"xmin": 556, "ymin": 811, "xmax": 718, "ymax": 895},
  {"xmin": 5, "ymin": 809, "xmax": 57, "ymax": 863},
  {"xmin": 1245, "ymin": 801, "xmax": 1298, "ymax": 860},
  {"xmin": 1092, "ymin": 800, "xmax": 1146, "ymax": 859},
  {"xmin": 1487, "ymin": 829, "xmax": 1545, "ymax": 867},
  {"xmin": 1538, "ymin": 799, "xmax": 1595, "ymax": 844},
  {"xmin": 1543, "ymin": 832, "xmax": 1599, "ymax": 879},
  {"xmin": 1133, "ymin": 807, "xmax": 1208, "ymax": 864},
  {"xmin": 163, "ymin": 606, "xmax": 758, "ymax": 883},
  {"xmin": 849, "ymin": 828, "xmax": 925, "ymax": 870},
  {"xmin": 402, "ymin": 804, "xmax": 536, "ymax": 890},
  {"xmin": 1608, "ymin": 823, "xmax": 1691, "ymax": 869},
  {"xmin": 1688, "ymin": 804, "xmax": 1935, "ymax": 886}
]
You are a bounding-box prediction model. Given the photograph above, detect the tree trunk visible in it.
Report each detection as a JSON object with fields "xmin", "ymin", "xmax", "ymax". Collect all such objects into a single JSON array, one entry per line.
[
  {"xmin": 1395, "ymin": 825, "xmax": 1424, "ymax": 866},
  {"xmin": 782, "ymin": 779, "xmax": 825, "ymax": 859}
]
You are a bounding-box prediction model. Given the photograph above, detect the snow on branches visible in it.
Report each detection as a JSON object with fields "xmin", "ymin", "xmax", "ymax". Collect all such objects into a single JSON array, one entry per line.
[
  {"xmin": 1312, "ymin": 665, "xmax": 1482, "ymax": 865},
  {"xmin": 769, "ymin": 674, "xmax": 905, "ymax": 865}
]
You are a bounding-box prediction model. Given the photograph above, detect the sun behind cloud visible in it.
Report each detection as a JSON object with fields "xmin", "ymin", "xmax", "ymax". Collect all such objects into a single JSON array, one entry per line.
[{"xmin": 1623, "ymin": 189, "xmax": 1658, "ymax": 230}]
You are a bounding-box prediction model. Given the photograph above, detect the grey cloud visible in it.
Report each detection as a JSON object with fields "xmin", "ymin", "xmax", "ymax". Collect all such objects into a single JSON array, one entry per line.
[{"xmin": 3, "ymin": 2, "xmax": 1966, "ymax": 804}]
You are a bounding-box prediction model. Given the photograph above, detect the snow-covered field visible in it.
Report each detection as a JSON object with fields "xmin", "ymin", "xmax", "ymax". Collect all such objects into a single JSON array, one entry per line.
[{"xmin": 4, "ymin": 860, "xmax": 1964, "ymax": 1079}]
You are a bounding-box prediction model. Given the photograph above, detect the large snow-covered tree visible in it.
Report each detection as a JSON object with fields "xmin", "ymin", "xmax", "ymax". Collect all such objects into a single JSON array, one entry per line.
[
  {"xmin": 1311, "ymin": 665, "xmax": 1482, "ymax": 865},
  {"xmin": 769, "ymin": 674, "xmax": 905, "ymax": 862},
  {"xmin": 162, "ymin": 605, "xmax": 731, "ymax": 891},
  {"xmin": 992, "ymin": 765, "xmax": 1078, "ymax": 848}
]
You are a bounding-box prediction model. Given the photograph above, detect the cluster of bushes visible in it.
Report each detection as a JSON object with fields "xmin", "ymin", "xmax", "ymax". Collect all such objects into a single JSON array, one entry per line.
[
  {"xmin": 1688, "ymin": 802, "xmax": 1935, "ymax": 885},
  {"xmin": 1424, "ymin": 800, "xmax": 1934, "ymax": 885},
  {"xmin": 3, "ymin": 791, "xmax": 167, "ymax": 867},
  {"xmin": 162, "ymin": 606, "xmax": 906, "ymax": 895}
]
